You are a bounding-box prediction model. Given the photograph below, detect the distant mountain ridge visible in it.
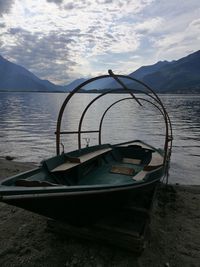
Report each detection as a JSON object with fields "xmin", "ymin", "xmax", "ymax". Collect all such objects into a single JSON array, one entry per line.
[
  {"xmin": 0, "ymin": 55, "xmax": 65, "ymax": 92},
  {"xmin": 75, "ymin": 50, "xmax": 200, "ymax": 93},
  {"xmin": 129, "ymin": 60, "xmax": 172, "ymax": 79},
  {"xmin": 0, "ymin": 50, "xmax": 200, "ymax": 93},
  {"xmin": 128, "ymin": 50, "xmax": 200, "ymax": 93},
  {"xmin": 64, "ymin": 78, "xmax": 86, "ymax": 91}
]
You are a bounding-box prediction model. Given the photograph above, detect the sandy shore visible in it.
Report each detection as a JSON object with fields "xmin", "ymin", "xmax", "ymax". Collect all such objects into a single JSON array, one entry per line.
[{"xmin": 0, "ymin": 159, "xmax": 200, "ymax": 267}]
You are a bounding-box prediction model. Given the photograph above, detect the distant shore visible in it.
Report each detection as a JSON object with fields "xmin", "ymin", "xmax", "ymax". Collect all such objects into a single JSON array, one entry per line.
[
  {"xmin": 0, "ymin": 159, "xmax": 200, "ymax": 266},
  {"xmin": 1, "ymin": 90, "xmax": 200, "ymax": 94}
]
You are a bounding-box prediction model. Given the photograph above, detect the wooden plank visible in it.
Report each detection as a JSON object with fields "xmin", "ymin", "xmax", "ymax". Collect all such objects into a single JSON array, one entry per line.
[
  {"xmin": 123, "ymin": 158, "xmax": 141, "ymax": 165},
  {"xmin": 132, "ymin": 142, "xmax": 163, "ymax": 167},
  {"xmin": 133, "ymin": 142, "xmax": 163, "ymax": 166},
  {"xmin": 148, "ymin": 152, "xmax": 163, "ymax": 166},
  {"xmin": 132, "ymin": 153, "xmax": 163, "ymax": 181},
  {"xmin": 51, "ymin": 162, "xmax": 79, "ymax": 172},
  {"xmin": 51, "ymin": 148, "xmax": 112, "ymax": 173},
  {"xmin": 132, "ymin": 171, "xmax": 147, "ymax": 181},
  {"xmin": 118, "ymin": 141, "xmax": 163, "ymax": 166},
  {"xmin": 79, "ymin": 148, "xmax": 112, "ymax": 162},
  {"xmin": 110, "ymin": 165, "xmax": 135, "ymax": 176}
]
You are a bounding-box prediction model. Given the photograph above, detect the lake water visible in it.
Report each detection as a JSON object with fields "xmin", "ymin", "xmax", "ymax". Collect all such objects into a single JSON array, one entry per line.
[{"xmin": 0, "ymin": 92, "xmax": 199, "ymax": 185}]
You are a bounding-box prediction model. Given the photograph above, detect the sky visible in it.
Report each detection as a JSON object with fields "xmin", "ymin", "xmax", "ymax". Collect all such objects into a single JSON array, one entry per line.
[{"xmin": 0, "ymin": 0, "xmax": 199, "ymax": 85}]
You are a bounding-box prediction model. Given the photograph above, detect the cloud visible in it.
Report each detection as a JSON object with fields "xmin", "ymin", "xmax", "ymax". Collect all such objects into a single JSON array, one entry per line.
[
  {"xmin": 1, "ymin": 27, "xmax": 79, "ymax": 84},
  {"xmin": 3, "ymin": 0, "xmax": 158, "ymax": 83},
  {"xmin": 0, "ymin": 22, "xmax": 6, "ymax": 27},
  {"xmin": 134, "ymin": 17, "xmax": 164, "ymax": 34},
  {"xmin": 151, "ymin": 16, "xmax": 200, "ymax": 61},
  {"xmin": 64, "ymin": 2, "xmax": 77, "ymax": 10},
  {"xmin": 46, "ymin": 0, "xmax": 63, "ymax": 4},
  {"xmin": 0, "ymin": 0, "xmax": 14, "ymax": 16},
  {"xmin": 1, "ymin": 0, "xmax": 199, "ymax": 84}
]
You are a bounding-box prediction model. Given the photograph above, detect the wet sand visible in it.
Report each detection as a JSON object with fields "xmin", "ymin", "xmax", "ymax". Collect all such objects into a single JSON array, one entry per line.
[{"xmin": 0, "ymin": 159, "xmax": 200, "ymax": 267}]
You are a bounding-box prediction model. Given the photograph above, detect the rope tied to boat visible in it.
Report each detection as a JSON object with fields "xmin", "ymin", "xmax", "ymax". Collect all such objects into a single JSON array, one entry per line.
[{"xmin": 162, "ymin": 147, "xmax": 172, "ymax": 184}]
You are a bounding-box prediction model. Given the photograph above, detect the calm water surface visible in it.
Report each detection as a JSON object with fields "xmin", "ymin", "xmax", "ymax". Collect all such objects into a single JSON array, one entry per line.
[{"xmin": 0, "ymin": 92, "xmax": 199, "ymax": 185}]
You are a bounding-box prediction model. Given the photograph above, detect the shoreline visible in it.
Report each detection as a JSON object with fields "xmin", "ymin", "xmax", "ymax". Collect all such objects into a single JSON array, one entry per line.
[
  {"xmin": 0, "ymin": 159, "xmax": 200, "ymax": 266},
  {"xmin": 0, "ymin": 159, "xmax": 36, "ymax": 181}
]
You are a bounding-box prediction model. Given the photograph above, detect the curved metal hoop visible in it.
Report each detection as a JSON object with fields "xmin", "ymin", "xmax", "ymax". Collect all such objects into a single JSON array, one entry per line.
[{"xmin": 55, "ymin": 71, "xmax": 173, "ymax": 168}]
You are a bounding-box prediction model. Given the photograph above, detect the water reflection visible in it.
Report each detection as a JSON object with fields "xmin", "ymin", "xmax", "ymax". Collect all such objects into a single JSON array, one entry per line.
[{"xmin": 0, "ymin": 92, "xmax": 199, "ymax": 184}]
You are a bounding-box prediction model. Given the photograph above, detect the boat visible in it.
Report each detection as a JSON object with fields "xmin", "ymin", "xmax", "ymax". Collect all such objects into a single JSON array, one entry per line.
[{"xmin": 0, "ymin": 70, "xmax": 173, "ymax": 225}]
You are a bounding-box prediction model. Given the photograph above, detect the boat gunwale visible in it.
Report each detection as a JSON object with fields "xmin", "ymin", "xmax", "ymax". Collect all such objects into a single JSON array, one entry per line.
[{"xmin": 0, "ymin": 170, "xmax": 162, "ymax": 200}]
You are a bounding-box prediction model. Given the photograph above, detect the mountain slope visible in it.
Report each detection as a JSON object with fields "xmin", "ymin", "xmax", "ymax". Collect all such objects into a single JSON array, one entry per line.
[
  {"xmin": 64, "ymin": 78, "xmax": 87, "ymax": 91},
  {"xmin": 0, "ymin": 55, "xmax": 64, "ymax": 92},
  {"xmin": 129, "ymin": 60, "xmax": 172, "ymax": 80},
  {"xmin": 130, "ymin": 50, "xmax": 200, "ymax": 93},
  {"xmin": 68, "ymin": 50, "xmax": 200, "ymax": 93}
]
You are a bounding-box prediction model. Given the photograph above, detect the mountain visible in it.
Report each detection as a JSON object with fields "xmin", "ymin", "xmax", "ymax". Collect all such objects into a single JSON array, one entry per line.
[
  {"xmin": 1, "ymin": 50, "xmax": 200, "ymax": 93},
  {"xmin": 65, "ymin": 50, "xmax": 200, "ymax": 93},
  {"xmin": 64, "ymin": 78, "xmax": 87, "ymax": 91},
  {"xmin": 129, "ymin": 60, "xmax": 172, "ymax": 80},
  {"xmin": 129, "ymin": 50, "xmax": 200, "ymax": 93},
  {"xmin": 0, "ymin": 55, "xmax": 65, "ymax": 92},
  {"xmin": 65, "ymin": 76, "xmax": 122, "ymax": 91}
]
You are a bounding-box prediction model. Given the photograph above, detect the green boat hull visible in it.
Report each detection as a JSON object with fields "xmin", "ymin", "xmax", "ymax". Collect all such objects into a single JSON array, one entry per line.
[{"xmin": 0, "ymin": 140, "xmax": 164, "ymax": 225}]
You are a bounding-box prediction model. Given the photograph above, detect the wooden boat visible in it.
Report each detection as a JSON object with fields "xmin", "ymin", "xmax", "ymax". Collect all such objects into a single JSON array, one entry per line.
[{"xmin": 0, "ymin": 70, "xmax": 173, "ymax": 225}]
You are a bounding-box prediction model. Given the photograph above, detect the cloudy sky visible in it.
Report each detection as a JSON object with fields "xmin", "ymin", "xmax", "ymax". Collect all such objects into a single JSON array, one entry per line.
[{"xmin": 0, "ymin": 0, "xmax": 199, "ymax": 85}]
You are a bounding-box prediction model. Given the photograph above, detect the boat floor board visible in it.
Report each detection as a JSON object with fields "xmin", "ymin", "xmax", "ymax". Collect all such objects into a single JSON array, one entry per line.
[{"xmin": 110, "ymin": 165, "xmax": 135, "ymax": 176}]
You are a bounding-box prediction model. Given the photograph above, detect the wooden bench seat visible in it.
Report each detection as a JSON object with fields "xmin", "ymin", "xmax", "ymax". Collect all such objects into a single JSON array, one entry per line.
[
  {"xmin": 51, "ymin": 148, "xmax": 112, "ymax": 173},
  {"xmin": 122, "ymin": 158, "xmax": 141, "ymax": 165},
  {"xmin": 148, "ymin": 152, "xmax": 163, "ymax": 166},
  {"xmin": 132, "ymin": 171, "xmax": 148, "ymax": 181}
]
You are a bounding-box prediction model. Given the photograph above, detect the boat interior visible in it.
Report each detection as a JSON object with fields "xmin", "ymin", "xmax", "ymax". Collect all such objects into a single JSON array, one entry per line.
[{"xmin": 1, "ymin": 142, "xmax": 164, "ymax": 188}]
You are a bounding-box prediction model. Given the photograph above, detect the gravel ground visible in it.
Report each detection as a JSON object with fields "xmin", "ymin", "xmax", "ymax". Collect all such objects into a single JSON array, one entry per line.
[{"xmin": 0, "ymin": 159, "xmax": 200, "ymax": 267}]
